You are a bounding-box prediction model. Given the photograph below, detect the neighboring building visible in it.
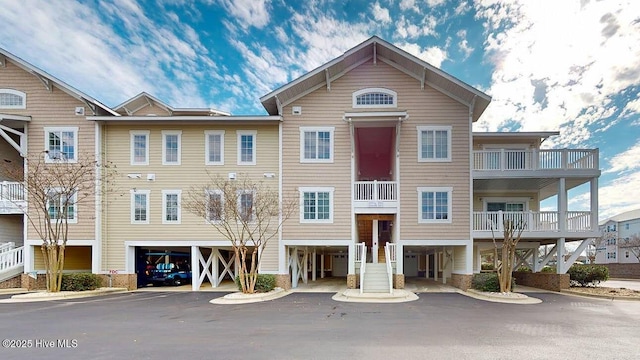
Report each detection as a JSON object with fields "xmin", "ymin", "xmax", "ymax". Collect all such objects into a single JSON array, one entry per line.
[
  {"xmin": 0, "ymin": 36, "xmax": 602, "ymax": 291},
  {"xmin": 596, "ymin": 209, "xmax": 640, "ymax": 264}
]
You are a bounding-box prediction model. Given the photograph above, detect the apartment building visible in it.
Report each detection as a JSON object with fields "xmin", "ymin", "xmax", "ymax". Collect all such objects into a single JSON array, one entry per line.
[
  {"xmin": 596, "ymin": 209, "xmax": 640, "ymax": 264},
  {"xmin": 0, "ymin": 37, "xmax": 602, "ymax": 292}
]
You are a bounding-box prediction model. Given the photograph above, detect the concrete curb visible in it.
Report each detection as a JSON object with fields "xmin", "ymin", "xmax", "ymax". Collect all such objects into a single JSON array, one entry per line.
[
  {"xmin": 0, "ymin": 288, "xmax": 28, "ymax": 295},
  {"xmin": 209, "ymin": 287, "xmax": 290, "ymax": 304},
  {"xmin": 560, "ymin": 289, "xmax": 640, "ymax": 302},
  {"xmin": 332, "ymin": 289, "xmax": 419, "ymax": 303},
  {"xmin": 461, "ymin": 289, "xmax": 542, "ymax": 304},
  {"xmin": 0, "ymin": 287, "xmax": 129, "ymax": 303}
]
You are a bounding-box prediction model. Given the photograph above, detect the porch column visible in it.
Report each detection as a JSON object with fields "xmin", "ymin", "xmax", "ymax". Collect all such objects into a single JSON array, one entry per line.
[
  {"xmin": 558, "ymin": 178, "xmax": 567, "ymax": 232},
  {"xmin": 320, "ymin": 251, "xmax": 325, "ymax": 279},
  {"xmin": 312, "ymin": 248, "xmax": 317, "ymax": 281},
  {"xmin": 425, "ymin": 251, "xmax": 429, "ymax": 279},
  {"xmin": 590, "ymin": 178, "xmax": 598, "ymax": 231},
  {"xmin": 348, "ymin": 242, "xmax": 355, "ymax": 274},
  {"xmin": 191, "ymin": 246, "xmax": 200, "ymax": 291},
  {"xmin": 396, "ymin": 243, "xmax": 403, "ymax": 275},
  {"xmin": 532, "ymin": 247, "xmax": 539, "ymax": 272},
  {"xmin": 212, "ymin": 249, "xmax": 220, "ymax": 287},
  {"xmin": 372, "ymin": 219, "xmax": 379, "ymax": 263},
  {"xmin": 557, "ymin": 238, "xmax": 566, "ymax": 274},
  {"xmin": 434, "ymin": 250, "xmax": 438, "ymax": 281},
  {"xmin": 291, "ymin": 247, "xmax": 298, "ymax": 288}
]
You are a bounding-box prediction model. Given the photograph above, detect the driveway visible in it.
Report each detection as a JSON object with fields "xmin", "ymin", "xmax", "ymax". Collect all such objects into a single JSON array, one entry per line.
[
  {"xmin": 601, "ymin": 279, "xmax": 640, "ymax": 291},
  {"xmin": 1, "ymin": 291, "xmax": 639, "ymax": 359}
]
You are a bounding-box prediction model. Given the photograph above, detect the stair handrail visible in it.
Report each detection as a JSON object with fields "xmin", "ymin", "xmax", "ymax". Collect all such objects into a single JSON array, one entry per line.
[
  {"xmin": 0, "ymin": 242, "xmax": 15, "ymax": 253},
  {"xmin": 384, "ymin": 243, "xmax": 393, "ymax": 294},
  {"xmin": 359, "ymin": 242, "xmax": 366, "ymax": 294},
  {"xmin": 0, "ymin": 245, "xmax": 24, "ymax": 272}
]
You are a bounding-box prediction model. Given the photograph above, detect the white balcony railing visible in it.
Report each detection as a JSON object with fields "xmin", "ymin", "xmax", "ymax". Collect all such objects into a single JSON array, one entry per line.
[
  {"xmin": 473, "ymin": 211, "xmax": 592, "ymax": 233},
  {"xmin": 473, "ymin": 149, "xmax": 598, "ymax": 171},
  {"xmin": 1, "ymin": 181, "xmax": 25, "ymax": 202},
  {"xmin": 0, "ymin": 246, "xmax": 23, "ymax": 272}
]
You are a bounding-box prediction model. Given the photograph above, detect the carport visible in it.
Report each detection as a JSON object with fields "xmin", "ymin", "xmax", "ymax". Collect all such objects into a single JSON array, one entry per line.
[{"xmin": 283, "ymin": 240, "xmax": 352, "ymax": 288}]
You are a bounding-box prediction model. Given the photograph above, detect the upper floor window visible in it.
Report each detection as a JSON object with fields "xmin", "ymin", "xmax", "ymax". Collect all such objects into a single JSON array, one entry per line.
[
  {"xmin": 130, "ymin": 189, "xmax": 150, "ymax": 224},
  {"xmin": 625, "ymin": 223, "xmax": 630, "ymax": 230},
  {"xmin": 162, "ymin": 130, "xmax": 182, "ymax": 165},
  {"xmin": 205, "ymin": 130, "xmax": 225, "ymax": 165},
  {"xmin": 44, "ymin": 127, "xmax": 78, "ymax": 163},
  {"xmin": 237, "ymin": 130, "xmax": 256, "ymax": 165},
  {"xmin": 353, "ymin": 88, "xmax": 397, "ymax": 108},
  {"xmin": 47, "ymin": 188, "xmax": 77, "ymax": 223},
  {"xmin": 299, "ymin": 187, "xmax": 334, "ymax": 223},
  {"xmin": 418, "ymin": 187, "xmax": 452, "ymax": 223},
  {"xmin": 162, "ymin": 190, "xmax": 181, "ymax": 224},
  {"xmin": 417, "ymin": 126, "xmax": 451, "ymax": 162},
  {"xmin": 130, "ymin": 130, "xmax": 149, "ymax": 165},
  {"xmin": 0, "ymin": 89, "xmax": 26, "ymax": 109},
  {"xmin": 300, "ymin": 127, "xmax": 334, "ymax": 163}
]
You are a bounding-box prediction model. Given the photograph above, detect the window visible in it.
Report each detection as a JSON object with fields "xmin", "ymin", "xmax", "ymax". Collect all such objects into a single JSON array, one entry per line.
[
  {"xmin": 46, "ymin": 188, "xmax": 77, "ymax": 223},
  {"xmin": 130, "ymin": 131, "xmax": 149, "ymax": 165},
  {"xmin": 300, "ymin": 127, "xmax": 334, "ymax": 163},
  {"xmin": 205, "ymin": 130, "xmax": 225, "ymax": 165},
  {"xmin": 0, "ymin": 89, "xmax": 26, "ymax": 109},
  {"xmin": 44, "ymin": 127, "xmax": 78, "ymax": 162},
  {"xmin": 299, "ymin": 187, "xmax": 334, "ymax": 223},
  {"xmin": 607, "ymin": 252, "xmax": 616, "ymax": 259},
  {"xmin": 238, "ymin": 190, "xmax": 255, "ymax": 222},
  {"xmin": 418, "ymin": 126, "xmax": 451, "ymax": 162},
  {"xmin": 162, "ymin": 130, "xmax": 182, "ymax": 165},
  {"xmin": 625, "ymin": 223, "xmax": 630, "ymax": 230},
  {"xmin": 352, "ymin": 88, "xmax": 397, "ymax": 108},
  {"xmin": 206, "ymin": 190, "xmax": 223, "ymax": 222},
  {"xmin": 130, "ymin": 190, "xmax": 150, "ymax": 224},
  {"xmin": 418, "ymin": 187, "xmax": 452, "ymax": 223},
  {"xmin": 237, "ymin": 130, "xmax": 256, "ymax": 165},
  {"xmin": 162, "ymin": 190, "xmax": 181, "ymax": 224},
  {"xmin": 626, "ymin": 251, "xmax": 630, "ymax": 258}
]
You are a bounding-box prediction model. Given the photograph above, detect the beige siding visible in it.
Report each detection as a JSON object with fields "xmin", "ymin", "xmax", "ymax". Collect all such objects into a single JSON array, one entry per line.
[
  {"xmin": 453, "ymin": 246, "xmax": 466, "ymax": 272},
  {"xmin": 102, "ymin": 123, "xmax": 279, "ymax": 270},
  {"xmin": 0, "ymin": 60, "xmax": 97, "ymax": 242},
  {"xmin": 280, "ymin": 60, "xmax": 472, "ymax": 242},
  {"xmin": 130, "ymin": 105, "xmax": 171, "ymax": 117},
  {"xmin": 0, "ymin": 215, "xmax": 23, "ymax": 245},
  {"xmin": 33, "ymin": 245, "xmax": 91, "ymax": 270}
]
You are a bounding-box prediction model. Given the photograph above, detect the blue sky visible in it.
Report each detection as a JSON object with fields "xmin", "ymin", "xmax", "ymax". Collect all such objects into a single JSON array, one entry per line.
[{"xmin": 0, "ymin": 0, "xmax": 639, "ymax": 219}]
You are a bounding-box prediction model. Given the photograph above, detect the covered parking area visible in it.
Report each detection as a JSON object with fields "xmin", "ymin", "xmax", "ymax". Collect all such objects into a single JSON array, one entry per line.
[{"xmin": 282, "ymin": 240, "xmax": 352, "ymax": 288}]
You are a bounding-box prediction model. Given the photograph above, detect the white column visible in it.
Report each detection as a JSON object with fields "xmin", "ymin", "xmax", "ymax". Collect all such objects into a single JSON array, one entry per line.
[
  {"xmin": 590, "ymin": 178, "xmax": 598, "ymax": 231},
  {"xmin": 558, "ymin": 178, "xmax": 567, "ymax": 233},
  {"xmin": 465, "ymin": 243, "xmax": 473, "ymax": 274},
  {"xmin": 320, "ymin": 252, "xmax": 325, "ymax": 279},
  {"xmin": 303, "ymin": 248, "xmax": 308, "ymax": 284},
  {"xmin": 372, "ymin": 219, "xmax": 379, "ymax": 263},
  {"xmin": 434, "ymin": 251, "xmax": 438, "ymax": 281},
  {"xmin": 532, "ymin": 247, "xmax": 539, "ymax": 272},
  {"xmin": 212, "ymin": 249, "xmax": 220, "ymax": 287},
  {"xmin": 191, "ymin": 246, "xmax": 199, "ymax": 291},
  {"xmin": 291, "ymin": 247, "xmax": 298, "ymax": 288},
  {"xmin": 312, "ymin": 248, "xmax": 317, "ymax": 281},
  {"xmin": 348, "ymin": 242, "xmax": 355, "ymax": 274},
  {"xmin": 425, "ymin": 251, "xmax": 429, "ymax": 279},
  {"xmin": 557, "ymin": 238, "xmax": 565, "ymax": 274},
  {"xmin": 396, "ymin": 243, "xmax": 403, "ymax": 275}
]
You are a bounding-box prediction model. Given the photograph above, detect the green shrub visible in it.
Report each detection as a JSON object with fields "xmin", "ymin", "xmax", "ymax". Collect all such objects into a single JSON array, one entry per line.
[
  {"xmin": 61, "ymin": 273, "xmax": 102, "ymax": 291},
  {"xmin": 235, "ymin": 274, "xmax": 276, "ymax": 293},
  {"xmin": 568, "ymin": 264, "xmax": 609, "ymax": 287},
  {"xmin": 516, "ymin": 266, "xmax": 532, "ymax": 272},
  {"xmin": 541, "ymin": 266, "xmax": 556, "ymax": 273},
  {"xmin": 481, "ymin": 263, "xmax": 494, "ymax": 271},
  {"xmin": 472, "ymin": 272, "xmax": 516, "ymax": 292}
]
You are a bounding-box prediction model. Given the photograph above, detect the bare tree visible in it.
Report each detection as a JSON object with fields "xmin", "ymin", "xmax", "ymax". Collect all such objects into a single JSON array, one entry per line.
[
  {"xmin": 185, "ymin": 174, "xmax": 296, "ymax": 294},
  {"xmin": 620, "ymin": 234, "xmax": 640, "ymax": 262},
  {"xmin": 491, "ymin": 219, "xmax": 526, "ymax": 292},
  {"xmin": 1, "ymin": 151, "xmax": 117, "ymax": 292}
]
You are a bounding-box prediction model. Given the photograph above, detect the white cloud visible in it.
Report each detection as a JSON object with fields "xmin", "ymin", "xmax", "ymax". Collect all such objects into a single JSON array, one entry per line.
[
  {"xmin": 596, "ymin": 170, "xmax": 640, "ymax": 220},
  {"xmin": 427, "ymin": 0, "xmax": 447, "ymax": 6},
  {"xmin": 398, "ymin": 42, "xmax": 447, "ymax": 68},
  {"xmin": 457, "ymin": 29, "xmax": 474, "ymax": 58},
  {"xmin": 621, "ymin": 97, "xmax": 640, "ymax": 117},
  {"xmin": 399, "ymin": 0, "xmax": 418, "ymax": 12},
  {"xmin": 372, "ymin": 2, "xmax": 391, "ymax": 24},
  {"xmin": 603, "ymin": 140, "xmax": 640, "ymax": 174},
  {"xmin": 217, "ymin": 0, "xmax": 271, "ymax": 29},
  {"xmin": 473, "ymin": 0, "xmax": 640, "ymax": 146}
]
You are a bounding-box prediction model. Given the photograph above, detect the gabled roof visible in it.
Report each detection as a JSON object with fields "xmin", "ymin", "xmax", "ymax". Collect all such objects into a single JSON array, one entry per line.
[
  {"xmin": 599, "ymin": 209, "xmax": 640, "ymax": 226},
  {"xmin": 260, "ymin": 36, "xmax": 491, "ymax": 121},
  {"xmin": 0, "ymin": 47, "xmax": 119, "ymax": 116},
  {"xmin": 114, "ymin": 92, "xmax": 230, "ymax": 117}
]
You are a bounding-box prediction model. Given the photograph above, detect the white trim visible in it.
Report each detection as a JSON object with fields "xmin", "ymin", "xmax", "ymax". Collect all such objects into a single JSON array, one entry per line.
[
  {"xmin": 130, "ymin": 189, "xmax": 150, "ymax": 224},
  {"xmin": 352, "ymin": 87, "xmax": 397, "ymax": 108},
  {"xmin": 43, "ymin": 126, "xmax": 79, "ymax": 163},
  {"xmin": 236, "ymin": 130, "xmax": 257, "ymax": 165},
  {"xmin": 482, "ymin": 197, "xmax": 530, "ymax": 212},
  {"xmin": 417, "ymin": 125, "xmax": 452, "ymax": 162},
  {"xmin": 298, "ymin": 186, "xmax": 334, "ymax": 224},
  {"xmin": 299, "ymin": 126, "xmax": 334, "ymax": 163},
  {"xmin": 278, "ymin": 122, "xmax": 285, "ymax": 273},
  {"xmin": 204, "ymin": 130, "xmax": 225, "ymax": 165},
  {"xmin": 162, "ymin": 189, "xmax": 182, "ymax": 224},
  {"xmin": 24, "ymin": 239, "xmax": 97, "ymax": 246},
  {"xmin": 94, "ymin": 121, "xmax": 102, "ymax": 274},
  {"xmin": 161, "ymin": 130, "xmax": 182, "ymax": 165},
  {"xmin": 397, "ymin": 239, "xmax": 472, "ymax": 246},
  {"xmin": 130, "ymin": 130, "xmax": 150, "ymax": 165},
  {"xmin": 282, "ymin": 239, "xmax": 352, "ymax": 246},
  {"xmin": 0, "ymin": 89, "xmax": 26, "ymax": 109},
  {"xmin": 417, "ymin": 186, "xmax": 452, "ymax": 224}
]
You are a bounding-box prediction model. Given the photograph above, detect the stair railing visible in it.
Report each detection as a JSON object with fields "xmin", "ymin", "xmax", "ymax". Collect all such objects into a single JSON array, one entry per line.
[
  {"xmin": 385, "ymin": 243, "xmax": 395, "ymax": 294},
  {"xmin": 0, "ymin": 246, "xmax": 24, "ymax": 272},
  {"xmin": 356, "ymin": 242, "xmax": 366, "ymax": 294}
]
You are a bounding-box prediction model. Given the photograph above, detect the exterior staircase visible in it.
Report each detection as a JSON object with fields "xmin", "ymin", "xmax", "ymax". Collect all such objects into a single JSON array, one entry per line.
[
  {"xmin": 361, "ymin": 263, "xmax": 390, "ymax": 293},
  {"xmin": 0, "ymin": 242, "xmax": 24, "ymax": 283}
]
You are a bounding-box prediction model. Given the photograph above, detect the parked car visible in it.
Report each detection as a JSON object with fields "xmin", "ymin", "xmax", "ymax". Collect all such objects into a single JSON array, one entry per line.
[{"xmin": 145, "ymin": 252, "xmax": 192, "ymax": 286}]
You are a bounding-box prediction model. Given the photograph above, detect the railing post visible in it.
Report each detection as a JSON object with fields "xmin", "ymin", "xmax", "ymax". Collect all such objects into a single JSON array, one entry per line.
[
  {"xmin": 561, "ymin": 149, "xmax": 568, "ymax": 169},
  {"xmin": 498, "ymin": 210, "xmax": 503, "ymax": 231},
  {"xmin": 531, "ymin": 149, "xmax": 538, "ymax": 170},
  {"xmin": 500, "ymin": 149, "xmax": 505, "ymax": 170},
  {"xmin": 373, "ymin": 180, "xmax": 378, "ymax": 201}
]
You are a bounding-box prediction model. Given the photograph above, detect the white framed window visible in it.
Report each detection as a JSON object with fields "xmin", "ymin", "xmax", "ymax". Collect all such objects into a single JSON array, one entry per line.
[
  {"xmin": 162, "ymin": 130, "xmax": 182, "ymax": 165},
  {"xmin": 46, "ymin": 188, "xmax": 77, "ymax": 224},
  {"xmin": 625, "ymin": 223, "xmax": 630, "ymax": 230},
  {"xmin": 44, "ymin": 127, "xmax": 78, "ymax": 163},
  {"xmin": 299, "ymin": 187, "xmax": 334, "ymax": 223},
  {"xmin": 162, "ymin": 190, "xmax": 181, "ymax": 224},
  {"xmin": 237, "ymin": 190, "xmax": 255, "ymax": 222},
  {"xmin": 352, "ymin": 88, "xmax": 397, "ymax": 108},
  {"xmin": 417, "ymin": 126, "xmax": 452, "ymax": 162},
  {"xmin": 626, "ymin": 251, "xmax": 630, "ymax": 258},
  {"xmin": 205, "ymin": 189, "xmax": 223, "ymax": 223},
  {"xmin": 205, "ymin": 130, "xmax": 225, "ymax": 165},
  {"xmin": 130, "ymin": 189, "xmax": 150, "ymax": 224},
  {"xmin": 130, "ymin": 130, "xmax": 150, "ymax": 165},
  {"xmin": 237, "ymin": 130, "xmax": 256, "ymax": 165},
  {"xmin": 417, "ymin": 187, "xmax": 452, "ymax": 223},
  {"xmin": 300, "ymin": 127, "xmax": 334, "ymax": 163},
  {"xmin": 0, "ymin": 89, "xmax": 26, "ymax": 109}
]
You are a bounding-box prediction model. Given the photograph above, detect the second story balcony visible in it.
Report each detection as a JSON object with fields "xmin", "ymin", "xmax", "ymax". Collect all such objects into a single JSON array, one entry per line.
[
  {"xmin": 473, "ymin": 210, "xmax": 600, "ymax": 239},
  {"xmin": 0, "ymin": 181, "xmax": 26, "ymax": 215},
  {"xmin": 473, "ymin": 149, "xmax": 599, "ymax": 178},
  {"xmin": 353, "ymin": 181, "xmax": 397, "ymax": 214}
]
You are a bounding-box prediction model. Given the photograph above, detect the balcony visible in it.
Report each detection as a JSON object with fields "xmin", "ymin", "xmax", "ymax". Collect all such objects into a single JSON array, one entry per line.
[
  {"xmin": 473, "ymin": 149, "xmax": 599, "ymax": 176},
  {"xmin": 0, "ymin": 181, "xmax": 26, "ymax": 214},
  {"xmin": 353, "ymin": 181, "xmax": 397, "ymax": 214},
  {"xmin": 472, "ymin": 211, "xmax": 599, "ymax": 239}
]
